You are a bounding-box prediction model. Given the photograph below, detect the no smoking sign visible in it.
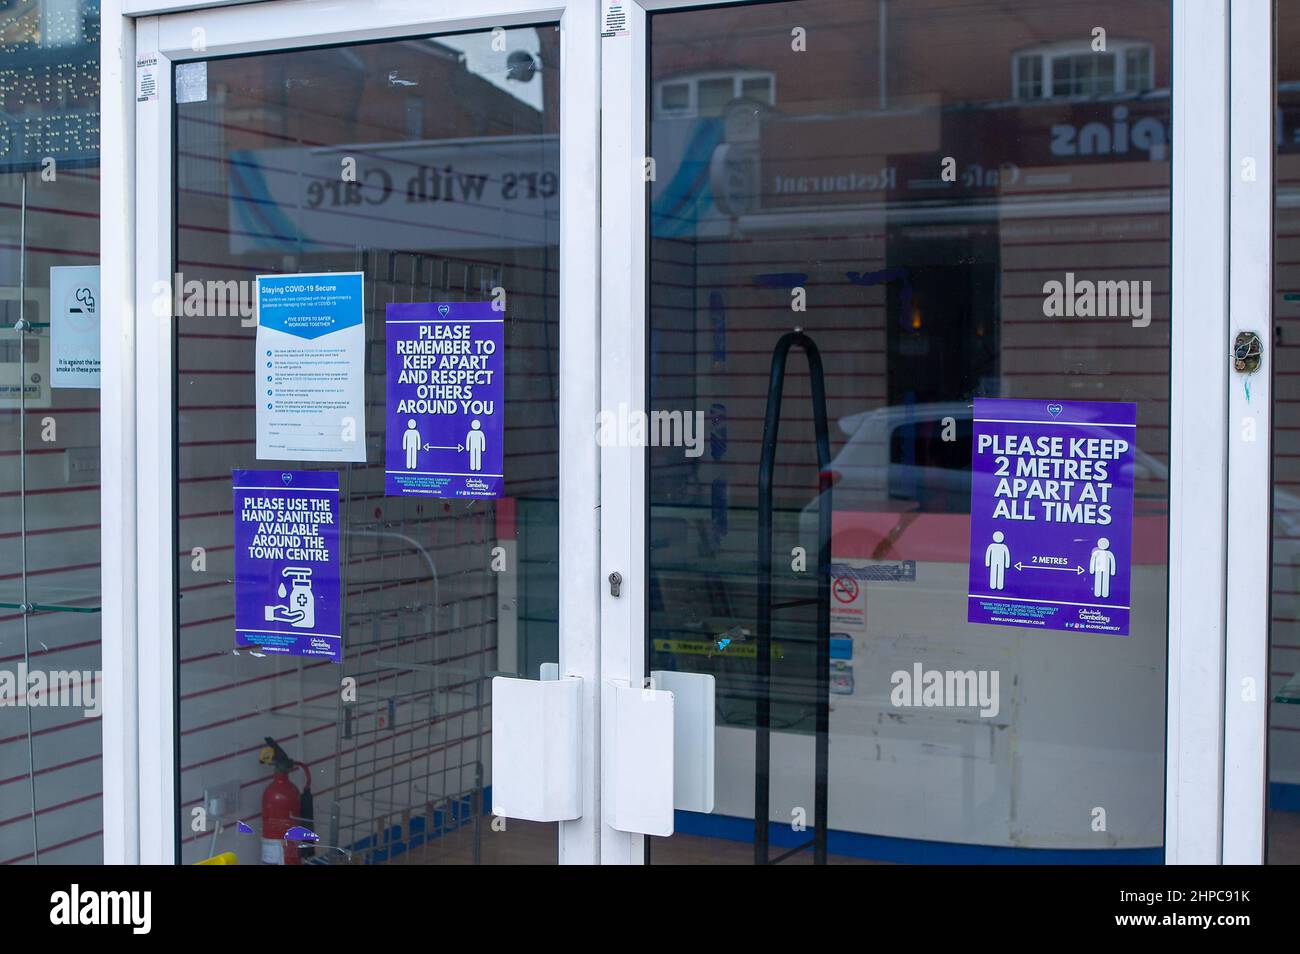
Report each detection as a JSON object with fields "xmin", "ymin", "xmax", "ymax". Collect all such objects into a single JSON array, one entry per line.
[{"xmin": 832, "ymin": 575, "xmax": 860, "ymax": 603}]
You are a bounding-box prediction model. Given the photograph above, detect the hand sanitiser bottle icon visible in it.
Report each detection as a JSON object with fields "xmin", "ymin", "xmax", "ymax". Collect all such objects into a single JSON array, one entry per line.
[
  {"xmin": 265, "ymin": 567, "xmax": 315, "ymax": 629},
  {"xmin": 283, "ymin": 568, "xmax": 314, "ymax": 628}
]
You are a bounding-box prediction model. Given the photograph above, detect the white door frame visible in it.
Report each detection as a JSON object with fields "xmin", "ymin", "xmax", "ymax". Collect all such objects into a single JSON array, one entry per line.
[
  {"xmin": 99, "ymin": 0, "xmax": 1268, "ymax": 865},
  {"xmin": 598, "ymin": 0, "xmax": 648, "ymax": 865},
  {"xmin": 99, "ymin": 0, "xmax": 602, "ymax": 865},
  {"xmin": 603, "ymin": 0, "xmax": 1243, "ymax": 865},
  {"xmin": 1222, "ymin": 0, "xmax": 1274, "ymax": 864},
  {"xmin": 1164, "ymin": 0, "xmax": 1232, "ymax": 864}
]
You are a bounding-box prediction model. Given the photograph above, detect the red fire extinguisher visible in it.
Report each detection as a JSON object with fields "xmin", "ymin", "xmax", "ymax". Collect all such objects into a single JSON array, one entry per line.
[{"xmin": 258, "ymin": 737, "xmax": 313, "ymax": 865}]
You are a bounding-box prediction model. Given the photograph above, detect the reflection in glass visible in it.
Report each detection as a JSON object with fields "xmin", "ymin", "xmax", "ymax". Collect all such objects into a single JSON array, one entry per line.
[
  {"xmin": 0, "ymin": 0, "xmax": 103, "ymax": 865},
  {"xmin": 174, "ymin": 28, "xmax": 560, "ymax": 864},
  {"xmin": 647, "ymin": 0, "xmax": 1170, "ymax": 864},
  {"xmin": 1269, "ymin": 0, "xmax": 1300, "ymax": 865}
]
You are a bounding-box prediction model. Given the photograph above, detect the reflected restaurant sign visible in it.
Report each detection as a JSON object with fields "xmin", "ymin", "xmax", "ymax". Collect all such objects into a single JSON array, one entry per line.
[{"xmin": 755, "ymin": 99, "xmax": 1170, "ymax": 210}]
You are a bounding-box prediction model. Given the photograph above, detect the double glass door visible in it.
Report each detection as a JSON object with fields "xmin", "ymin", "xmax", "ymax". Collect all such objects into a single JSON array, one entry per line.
[{"xmin": 119, "ymin": 0, "xmax": 1271, "ymax": 864}]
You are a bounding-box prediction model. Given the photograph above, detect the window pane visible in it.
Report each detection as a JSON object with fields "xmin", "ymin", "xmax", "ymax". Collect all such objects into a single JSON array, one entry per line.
[
  {"xmin": 648, "ymin": 0, "xmax": 1171, "ymax": 865},
  {"xmin": 661, "ymin": 82, "xmax": 690, "ymax": 111},
  {"xmin": 741, "ymin": 76, "xmax": 773, "ymax": 103},
  {"xmin": 1095, "ymin": 53, "xmax": 1117, "ymax": 94},
  {"xmin": 0, "ymin": 0, "xmax": 103, "ymax": 866},
  {"xmin": 698, "ymin": 77, "xmax": 736, "ymax": 116},
  {"xmin": 1125, "ymin": 47, "xmax": 1152, "ymax": 91},
  {"xmin": 173, "ymin": 27, "xmax": 562, "ymax": 865},
  {"xmin": 1016, "ymin": 56, "xmax": 1043, "ymax": 98},
  {"xmin": 1271, "ymin": 0, "xmax": 1300, "ymax": 865},
  {"xmin": 1051, "ymin": 56, "xmax": 1078, "ymax": 97}
]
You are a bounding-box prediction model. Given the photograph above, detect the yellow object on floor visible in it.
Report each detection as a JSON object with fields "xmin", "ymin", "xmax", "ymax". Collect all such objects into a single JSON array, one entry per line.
[{"xmin": 195, "ymin": 851, "xmax": 238, "ymax": 865}]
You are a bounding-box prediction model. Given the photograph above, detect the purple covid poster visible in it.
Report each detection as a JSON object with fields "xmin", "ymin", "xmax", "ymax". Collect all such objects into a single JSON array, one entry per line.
[
  {"xmin": 967, "ymin": 398, "xmax": 1136, "ymax": 636},
  {"xmin": 233, "ymin": 469, "xmax": 342, "ymax": 661},
  {"xmin": 385, "ymin": 301, "xmax": 503, "ymax": 498}
]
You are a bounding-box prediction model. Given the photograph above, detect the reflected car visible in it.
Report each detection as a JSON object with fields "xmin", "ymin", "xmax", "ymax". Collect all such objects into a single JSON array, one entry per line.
[{"xmin": 799, "ymin": 401, "xmax": 1300, "ymax": 560}]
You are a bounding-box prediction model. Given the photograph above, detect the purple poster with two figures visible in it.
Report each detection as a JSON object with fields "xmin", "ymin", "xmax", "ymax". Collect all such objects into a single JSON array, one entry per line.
[
  {"xmin": 967, "ymin": 398, "xmax": 1136, "ymax": 636},
  {"xmin": 233, "ymin": 469, "xmax": 342, "ymax": 661},
  {"xmin": 385, "ymin": 301, "xmax": 504, "ymax": 498}
]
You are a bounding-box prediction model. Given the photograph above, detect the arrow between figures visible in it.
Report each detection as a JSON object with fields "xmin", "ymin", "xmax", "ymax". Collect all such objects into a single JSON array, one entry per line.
[
  {"xmin": 1014, "ymin": 562, "xmax": 1085, "ymax": 575},
  {"xmin": 423, "ymin": 443, "xmax": 465, "ymax": 452}
]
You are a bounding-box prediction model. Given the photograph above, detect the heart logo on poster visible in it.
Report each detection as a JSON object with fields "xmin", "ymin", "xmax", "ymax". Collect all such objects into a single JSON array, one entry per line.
[
  {"xmin": 438, "ymin": 304, "xmax": 450, "ymax": 317},
  {"xmin": 281, "ymin": 472, "xmax": 293, "ymax": 485},
  {"xmin": 1046, "ymin": 403, "xmax": 1063, "ymax": 418}
]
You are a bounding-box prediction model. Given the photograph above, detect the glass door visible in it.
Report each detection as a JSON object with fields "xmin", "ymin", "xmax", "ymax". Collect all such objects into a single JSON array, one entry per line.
[
  {"xmin": 1268, "ymin": 0, "xmax": 1300, "ymax": 865},
  {"xmin": 618, "ymin": 0, "xmax": 1223, "ymax": 865},
  {"xmin": 126, "ymin": 0, "xmax": 601, "ymax": 865}
]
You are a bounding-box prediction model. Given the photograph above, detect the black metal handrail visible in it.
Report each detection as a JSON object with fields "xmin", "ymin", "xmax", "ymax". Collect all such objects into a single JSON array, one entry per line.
[{"xmin": 755, "ymin": 331, "xmax": 831, "ymax": 865}]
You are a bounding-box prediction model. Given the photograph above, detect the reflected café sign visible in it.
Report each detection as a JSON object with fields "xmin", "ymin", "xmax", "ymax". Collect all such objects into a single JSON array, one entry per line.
[
  {"xmin": 756, "ymin": 99, "xmax": 1169, "ymax": 210},
  {"xmin": 229, "ymin": 135, "xmax": 559, "ymax": 253}
]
